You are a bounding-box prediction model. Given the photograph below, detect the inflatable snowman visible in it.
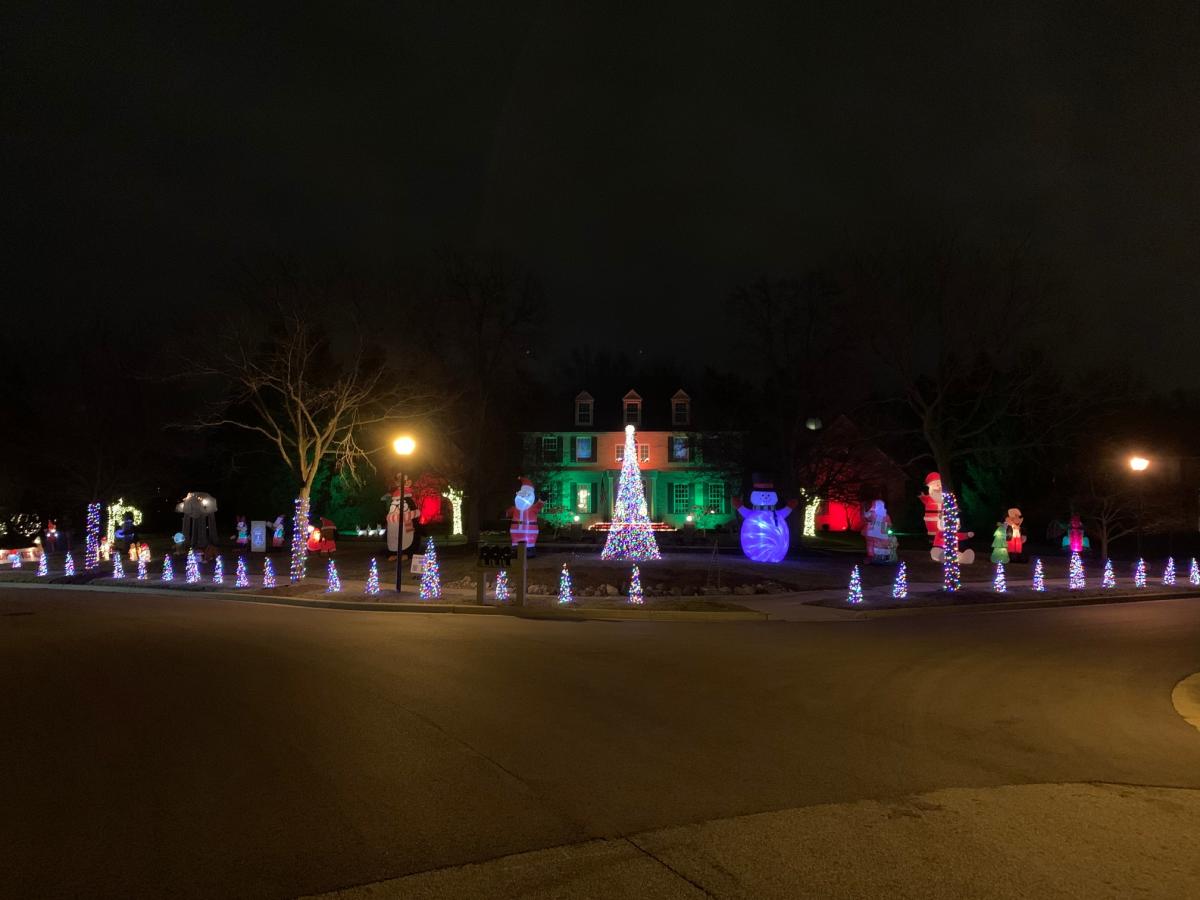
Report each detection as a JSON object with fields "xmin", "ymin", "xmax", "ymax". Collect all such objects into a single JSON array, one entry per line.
[
  {"xmin": 507, "ymin": 477, "xmax": 544, "ymax": 556},
  {"xmin": 733, "ymin": 479, "xmax": 798, "ymax": 563}
]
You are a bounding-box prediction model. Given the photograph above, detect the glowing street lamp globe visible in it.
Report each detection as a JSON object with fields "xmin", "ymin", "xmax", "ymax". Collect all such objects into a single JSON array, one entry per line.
[
  {"xmin": 393, "ymin": 436, "xmax": 416, "ymax": 456},
  {"xmin": 1129, "ymin": 456, "xmax": 1149, "ymax": 472}
]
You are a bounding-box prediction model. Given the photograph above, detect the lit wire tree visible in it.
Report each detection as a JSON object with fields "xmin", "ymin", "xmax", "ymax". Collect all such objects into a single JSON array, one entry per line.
[{"xmin": 891, "ymin": 561, "xmax": 908, "ymax": 599}]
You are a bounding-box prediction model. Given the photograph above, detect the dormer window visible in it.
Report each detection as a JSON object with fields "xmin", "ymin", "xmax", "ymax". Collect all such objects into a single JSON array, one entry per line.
[
  {"xmin": 622, "ymin": 390, "xmax": 642, "ymax": 426},
  {"xmin": 671, "ymin": 389, "xmax": 691, "ymax": 427},
  {"xmin": 574, "ymin": 391, "xmax": 594, "ymax": 427}
]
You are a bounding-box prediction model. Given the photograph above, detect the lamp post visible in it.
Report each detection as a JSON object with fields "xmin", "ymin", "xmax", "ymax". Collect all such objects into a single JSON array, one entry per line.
[
  {"xmin": 1129, "ymin": 455, "xmax": 1149, "ymax": 557},
  {"xmin": 393, "ymin": 436, "xmax": 416, "ymax": 593}
]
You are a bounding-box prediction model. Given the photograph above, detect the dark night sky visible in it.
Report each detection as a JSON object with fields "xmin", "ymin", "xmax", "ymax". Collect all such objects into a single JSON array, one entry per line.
[{"xmin": 6, "ymin": 3, "xmax": 1199, "ymax": 384}]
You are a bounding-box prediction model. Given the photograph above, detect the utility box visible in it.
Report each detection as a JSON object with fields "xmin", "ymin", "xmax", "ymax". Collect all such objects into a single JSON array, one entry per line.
[{"xmin": 476, "ymin": 542, "xmax": 527, "ymax": 606}]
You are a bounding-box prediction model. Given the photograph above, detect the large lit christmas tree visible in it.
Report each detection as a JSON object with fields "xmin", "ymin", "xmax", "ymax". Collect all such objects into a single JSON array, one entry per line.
[{"xmin": 601, "ymin": 425, "xmax": 661, "ymax": 561}]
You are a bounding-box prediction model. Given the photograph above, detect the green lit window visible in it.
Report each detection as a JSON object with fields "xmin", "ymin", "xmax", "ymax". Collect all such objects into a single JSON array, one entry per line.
[
  {"xmin": 705, "ymin": 482, "xmax": 725, "ymax": 514},
  {"xmin": 672, "ymin": 483, "xmax": 692, "ymax": 514}
]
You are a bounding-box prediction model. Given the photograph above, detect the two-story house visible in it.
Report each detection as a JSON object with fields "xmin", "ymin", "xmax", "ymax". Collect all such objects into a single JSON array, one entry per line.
[{"xmin": 522, "ymin": 389, "xmax": 741, "ymax": 532}]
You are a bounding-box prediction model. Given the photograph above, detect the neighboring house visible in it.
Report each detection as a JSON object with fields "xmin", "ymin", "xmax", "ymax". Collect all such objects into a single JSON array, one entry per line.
[
  {"xmin": 522, "ymin": 389, "xmax": 741, "ymax": 531},
  {"xmin": 798, "ymin": 415, "xmax": 909, "ymax": 533}
]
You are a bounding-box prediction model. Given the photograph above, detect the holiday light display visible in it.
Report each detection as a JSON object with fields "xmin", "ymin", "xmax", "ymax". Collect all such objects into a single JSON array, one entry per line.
[
  {"xmin": 185, "ymin": 549, "xmax": 200, "ymax": 584},
  {"xmin": 326, "ymin": 559, "xmax": 341, "ymax": 593},
  {"xmin": 84, "ymin": 502, "xmax": 101, "ymax": 569},
  {"xmin": 263, "ymin": 558, "xmax": 276, "ymax": 588},
  {"xmin": 802, "ymin": 496, "xmax": 820, "ymax": 538},
  {"xmin": 1190, "ymin": 558, "xmax": 1200, "ymax": 586},
  {"xmin": 1032, "ymin": 558, "xmax": 1046, "ymax": 592},
  {"xmin": 135, "ymin": 557, "xmax": 146, "ymax": 580},
  {"xmin": 494, "ymin": 569, "xmax": 509, "ymax": 602},
  {"xmin": 106, "ymin": 499, "xmax": 143, "ymax": 542},
  {"xmin": 558, "ymin": 563, "xmax": 574, "ymax": 604},
  {"xmin": 1068, "ymin": 552, "xmax": 1085, "ymax": 590},
  {"xmin": 941, "ymin": 490, "xmax": 961, "ymax": 592},
  {"xmin": 9, "ymin": 554, "xmax": 21, "ymax": 569},
  {"xmin": 112, "ymin": 553, "xmax": 124, "ymax": 579},
  {"xmin": 628, "ymin": 564, "xmax": 644, "ymax": 604},
  {"xmin": 1162, "ymin": 557, "xmax": 1176, "ymax": 586},
  {"xmin": 365, "ymin": 558, "xmax": 380, "ymax": 595},
  {"xmin": 139, "ymin": 544, "xmax": 151, "ymax": 564},
  {"xmin": 235, "ymin": 557, "xmax": 249, "ymax": 588},
  {"xmin": 736, "ymin": 478, "xmax": 797, "ymax": 563},
  {"xmin": 1101, "ymin": 558, "xmax": 1115, "ymax": 589},
  {"xmin": 419, "ymin": 537, "xmax": 442, "ymax": 600},
  {"xmin": 64, "ymin": 552, "xmax": 76, "ymax": 577},
  {"xmin": 891, "ymin": 561, "xmax": 908, "ymax": 599},
  {"xmin": 847, "ymin": 565, "xmax": 863, "ymax": 604},
  {"xmin": 1134, "ymin": 557, "xmax": 1147, "ymax": 588},
  {"xmin": 290, "ymin": 496, "xmax": 310, "ymax": 582},
  {"xmin": 37, "ymin": 552, "xmax": 48, "ymax": 577},
  {"xmin": 993, "ymin": 562, "xmax": 1006, "ymax": 593},
  {"xmin": 212, "ymin": 556, "xmax": 224, "ymax": 585},
  {"xmin": 443, "ymin": 486, "xmax": 464, "ymax": 537},
  {"xmin": 161, "ymin": 555, "xmax": 174, "ymax": 582},
  {"xmin": 601, "ymin": 426, "xmax": 662, "ymax": 561}
]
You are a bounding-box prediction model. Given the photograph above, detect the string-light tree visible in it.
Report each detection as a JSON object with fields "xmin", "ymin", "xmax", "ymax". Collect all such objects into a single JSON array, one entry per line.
[
  {"xmin": 290, "ymin": 496, "xmax": 310, "ymax": 583},
  {"xmin": 365, "ymin": 558, "xmax": 380, "ymax": 595},
  {"xmin": 558, "ymin": 563, "xmax": 574, "ymax": 604},
  {"xmin": 137, "ymin": 558, "xmax": 147, "ymax": 580},
  {"xmin": 628, "ymin": 564, "xmax": 644, "ymax": 605},
  {"xmin": 891, "ymin": 561, "xmax": 908, "ymax": 599},
  {"xmin": 212, "ymin": 556, "xmax": 224, "ymax": 585},
  {"xmin": 1162, "ymin": 557, "xmax": 1176, "ymax": 586},
  {"xmin": 1190, "ymin": 558, "xmax": 1200, "ymax": 587},
  {"xmin": 112, "ymin": 553, "xmax": 125, "ymax": 580},
  {"xmin": 235, "ymin": 557, "xmax": 249, "ymax": 587},
  {"xmin": 419, "ymin": 537, "xmax": 442, "ymax": 600},
  {"xmin": 325, "ymin": 559, "xmax": 342, "ymax": 593},
  {"xmin": 847, "ymin": 565, "xmax": 863, "ymax": 604},
  {"xmin": 1068, "ymin": 552, "xmax": 1085, "ymax": 590},
  {"xmin": 37, "ymin": 552, "xmax": 48, "ymax": 577},
  {"xmin": 993, "ymin": 562, "xmax": 1006, "ymax": 593},
  {"xmin": 84, "ymin": 502, "xmax": 101, "ymax": 569},
  {"xmin": 442, "ymin": 487, "xmax": 464, "ymax": 537},
  {"xmin": 64, "ymin": 552, "xmax": 76, "ymax": 577},
  {"xmin": 1032, "ymin": 558, "xmax": 1046, "ymax": 592},
  {"xmin": 185, "ymin": 549, "xmax": 200, "ymax": 584},
  {"xmin": 941, "ymin": 490, "xmax": 962, "ymax": 593},
  {"xmin": 494, "ymin": 569, "xmax": 509, "ymax": 602},
  {"xmin": 601, "ymin": 425, "xmax": 662, "ymax": 561},
  {"xmin": 161, "ymin": 555, "xmax": 174, "ymax": 582},
  {"xmin": 263, "ymin": 558, "xmax": 277, "ymax": 588},
  {"xmin": 1134, "ymin": 557, "xmax": 1147, "ymax": 589},
  {"xmin": 1101, "ymin": 558, "xmax": 1116, "ymax": 589}
]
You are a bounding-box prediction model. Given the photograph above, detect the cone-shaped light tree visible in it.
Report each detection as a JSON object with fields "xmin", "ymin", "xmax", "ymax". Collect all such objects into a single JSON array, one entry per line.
[
  {"xmin": 1102, "ymin": 559, "xmax": 1116, "ymax": 589},
  {"xmin": 601, "ymin": 425, "xmax": 662, "ymax": 561},
  {"xmin": 891, "ymin": 561, "xmax": 908, "ymax": 599},
  {"xmin": 1032, "ymin": 558, "xmax": 1046, "ymax": 592},
  {"xmin": 993, "ymin": 562, "xmax": 1006, "ymax": 593},
  {"xmin": 419, "ymin": 537, "xmax": 442, "ymax": 600},
  {"xmin": 628, "ymin": 565, "xmax": 644, "ymax": 604},
  {"xmin": 847, "ymin": 565, "xmax": 863, "ymax": 604}
]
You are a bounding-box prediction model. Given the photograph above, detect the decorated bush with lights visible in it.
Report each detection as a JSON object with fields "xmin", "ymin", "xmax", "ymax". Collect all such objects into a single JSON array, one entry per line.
[{"xmin": 601, "ymin": 426, "xmax": 662, "ymax": 562}]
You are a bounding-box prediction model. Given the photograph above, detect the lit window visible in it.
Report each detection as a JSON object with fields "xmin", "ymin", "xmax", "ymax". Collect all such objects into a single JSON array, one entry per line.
[
  {"xmin": 672, "ymin": 483, "xmax": 692, "ymax": 514},
  {"xmin": 670, "ymin": 435, "xmax": 689, "ymax": 462},
  {"xmin": 705, "ymin": 482, "xmax": 725, "ymax": 514},
  {"xmin": 574, "ymin": 436, "xmax": 594, "ymax": 461},
  {"xmin": 577, "ymin": 486, "xmax": 590, "ymax": 511},
  {"xmin": 615, "ymin": 443, "xmax": 650, "ymax": 463}
]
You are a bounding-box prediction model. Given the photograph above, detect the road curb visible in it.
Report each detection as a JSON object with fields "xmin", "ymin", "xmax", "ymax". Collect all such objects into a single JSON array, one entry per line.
[
  {"xmin": 1171, "ymin": 672, "xmax": 1200, "ymax": 734},
  {"xmin": 854, "ymin": 590, "xmax": 1200, "ymax": 617},
  {"xmin": 0, "ymin": 580, "xmax": 768, "ymax": 622}
]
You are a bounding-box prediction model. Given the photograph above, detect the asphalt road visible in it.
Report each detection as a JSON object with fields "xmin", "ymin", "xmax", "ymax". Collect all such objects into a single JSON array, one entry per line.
[{"xmin": 3, "ymin": 587, "xmax": 1200, "ymax": 899}]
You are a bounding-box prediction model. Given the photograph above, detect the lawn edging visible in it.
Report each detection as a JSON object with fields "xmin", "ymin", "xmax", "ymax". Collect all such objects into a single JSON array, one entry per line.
[{"xmin": 855, "ymin": 589, "xmax": 1200, "ymax": 617}]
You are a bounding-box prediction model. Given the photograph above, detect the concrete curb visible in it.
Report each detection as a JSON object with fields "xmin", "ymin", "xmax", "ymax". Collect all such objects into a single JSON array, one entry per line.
[
  {"xmin": 1171, "ymin": 672, "xmax": 1200, "ymax": 735},
  {"xmin": 0, "ymin": 580, "xmax": 768, "ymax": 622},
  {"xmin": 854, "ymin": 589, "xmax": 1200, "ymax": 617}
]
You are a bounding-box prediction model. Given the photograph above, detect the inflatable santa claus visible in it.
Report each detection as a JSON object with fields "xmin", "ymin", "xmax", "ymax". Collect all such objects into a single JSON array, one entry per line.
[
  {"xmin": 862, "ymin": 499, "xmax": 897, "ymax": 563},
  {"xmin": 507, "ymin": 477, "xmax": 544, "ymax": 556},
  {"xmin": 920, "ymin": 472, "xmax": 975, "ymax": 564}
]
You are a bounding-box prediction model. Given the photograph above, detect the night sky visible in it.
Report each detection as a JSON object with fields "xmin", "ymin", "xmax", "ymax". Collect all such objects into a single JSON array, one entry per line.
[{"xmin": 7, "ymin": 3, "xmax": 1199, "ymax": 384}]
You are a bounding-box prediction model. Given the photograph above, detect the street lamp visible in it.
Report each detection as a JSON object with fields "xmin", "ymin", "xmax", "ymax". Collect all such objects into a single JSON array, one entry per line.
[
  {"xmin": 1129, "ymin": 455, "xmax": 1150, "ymax": 555},
  {"xmin": 393, "ymin": 436, "xmax": 416, "ymax": 593}
]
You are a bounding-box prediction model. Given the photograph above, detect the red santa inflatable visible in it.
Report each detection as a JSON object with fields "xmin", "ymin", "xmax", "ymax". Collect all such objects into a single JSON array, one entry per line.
[
  {"xmin": 920, "ymin": 472, "xmax": 975, "ymax": 564},
  {"xmin": 507, "ymin": 477, "xmax": 544, "ymax": 556}
]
